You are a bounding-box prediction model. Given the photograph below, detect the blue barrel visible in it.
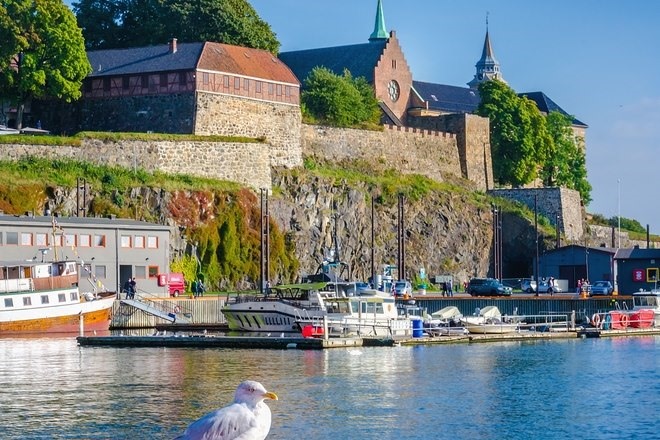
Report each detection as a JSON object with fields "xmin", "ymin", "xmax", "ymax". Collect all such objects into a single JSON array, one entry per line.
[{"xmin": 412, "ymin": 318, "xmax": 424, "ymax": 338}]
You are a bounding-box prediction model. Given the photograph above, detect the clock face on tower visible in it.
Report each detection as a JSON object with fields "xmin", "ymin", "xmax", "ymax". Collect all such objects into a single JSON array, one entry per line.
[{"xmin": 388, "ymin": 80, "xmax": 400, "ymax": 102}]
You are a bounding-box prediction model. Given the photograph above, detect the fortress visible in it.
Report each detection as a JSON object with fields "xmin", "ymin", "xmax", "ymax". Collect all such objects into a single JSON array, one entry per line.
[{"xmin": 10, "ymin": 1, "xmax": 586, "ymax": 239}]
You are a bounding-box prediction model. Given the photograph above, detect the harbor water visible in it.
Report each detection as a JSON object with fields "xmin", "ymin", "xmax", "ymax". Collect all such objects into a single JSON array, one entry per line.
[{"xmin": 0, "ymin": 334, "xmax": 657, "ymax": 439}]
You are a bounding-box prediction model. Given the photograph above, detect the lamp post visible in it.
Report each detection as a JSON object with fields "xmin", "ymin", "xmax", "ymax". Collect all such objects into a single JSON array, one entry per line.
[
  {"xmin": 617, "ymin": 178, "xmax": 621, "ymax": 249},
  {"xmin": 534, "ymin": 193, "xmax": 539, "ymax": 297}
]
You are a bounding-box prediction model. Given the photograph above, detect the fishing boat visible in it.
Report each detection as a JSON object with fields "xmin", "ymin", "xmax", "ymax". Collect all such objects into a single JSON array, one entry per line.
[{"xmin": 0, "ymin": 259, "xmax": 115, "ymax": 334}]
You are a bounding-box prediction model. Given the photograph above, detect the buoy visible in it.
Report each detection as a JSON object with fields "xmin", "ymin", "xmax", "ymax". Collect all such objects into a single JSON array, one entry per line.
[
  {"xmin": 174, "ymin": 305, "xmax": 181, "ymax": 314},
  {"xmin": 591, "ymin": 313, "xmax": 601, "ymax": 328},
  {"xmin": 620, "ymin": 314, "xmax": 629, "ymax": 328}
]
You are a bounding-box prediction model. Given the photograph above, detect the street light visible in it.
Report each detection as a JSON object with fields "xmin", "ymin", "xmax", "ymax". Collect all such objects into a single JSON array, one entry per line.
[{"xmin": 617, "ymin": 178, "xmax": 621, "ymax": 249}]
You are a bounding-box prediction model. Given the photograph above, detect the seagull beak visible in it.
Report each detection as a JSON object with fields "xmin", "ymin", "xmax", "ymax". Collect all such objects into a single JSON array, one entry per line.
[{"xmin": 264, "ymin": 391, "xmax": 278, "ymax": 401}]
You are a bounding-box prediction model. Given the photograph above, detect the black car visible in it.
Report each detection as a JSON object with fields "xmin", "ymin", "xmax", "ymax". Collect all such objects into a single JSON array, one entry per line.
[{"xmin": 467, "ymin": 278, "xmax": 513, "ymax": 296}]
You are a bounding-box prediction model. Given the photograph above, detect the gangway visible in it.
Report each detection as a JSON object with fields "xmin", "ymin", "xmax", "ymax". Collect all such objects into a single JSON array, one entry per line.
[{"xmin": 120, "ymin": 297, "xmax": 192, "ymax": 324}]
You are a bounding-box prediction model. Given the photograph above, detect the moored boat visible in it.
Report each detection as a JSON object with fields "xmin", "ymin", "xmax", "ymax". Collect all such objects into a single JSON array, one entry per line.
[
  {"xmin": 461, "ymin": 306, "xmax": 521, "ymax": 334},
  {"xmin": 0, "ymin": 260, "xmax": 115, "ymax": 334},
  {"xmin": 630, "ymin": 290, "xmax": 660, "ymax": 327}
]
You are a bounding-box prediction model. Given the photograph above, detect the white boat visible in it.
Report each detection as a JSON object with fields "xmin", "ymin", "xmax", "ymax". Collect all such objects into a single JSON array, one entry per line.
[
  {"xmin": 221, "ymin": 282, "xmax": 328, "ymax": 333},
  {"xmin": 630, "ymin": 290, "xmax": 660, "ymax": 327},
  {"xmin": 0, "ymin": 259, "xmax": 115, "ymax": 334},
  {"xmin": 425, "ymin": 306, "xmax": 468, "ymax": 336},
  {"xmin": 297, "ymin": 289, "xmax": 411, "ymax": 337},
  {"xmin": 461, "ymin": 306, "xmax": 521, "ymax": 334}
]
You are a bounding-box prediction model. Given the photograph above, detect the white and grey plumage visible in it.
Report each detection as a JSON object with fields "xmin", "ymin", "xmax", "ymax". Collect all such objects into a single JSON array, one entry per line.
[{"xmin": 175, "ymin": 380, "xmax": 278, "ymax": 440}]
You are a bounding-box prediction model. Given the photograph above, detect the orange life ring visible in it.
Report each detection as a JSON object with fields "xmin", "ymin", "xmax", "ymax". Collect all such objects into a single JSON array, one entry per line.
[
  {"xmin": 620, "ymin": 314, "xmax": 629, "ymax": 328},
  {"xmin": 591, "ymin": 313, "xmax": 601, "ymax": 327},
  {"xmin": 174, "ymin": 305, "xmax": 181, "ymax": 314}
]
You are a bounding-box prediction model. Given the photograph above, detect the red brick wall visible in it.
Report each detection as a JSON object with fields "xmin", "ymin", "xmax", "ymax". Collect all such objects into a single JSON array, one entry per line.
[{"xmin": 373, "ymin": 32, "xmax": 413, "ymax": 124}]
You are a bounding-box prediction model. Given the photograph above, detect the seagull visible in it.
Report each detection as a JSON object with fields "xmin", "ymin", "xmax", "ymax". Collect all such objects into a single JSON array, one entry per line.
[{"xmin": 175, "ymin": 380, "xmax": 278, "ymax": 440}]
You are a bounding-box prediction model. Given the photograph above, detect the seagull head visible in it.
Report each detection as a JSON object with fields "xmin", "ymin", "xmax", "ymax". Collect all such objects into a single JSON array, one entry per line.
[{"xmin": 234, "ymin": 380, "xmax": 278, "ymax": 406}]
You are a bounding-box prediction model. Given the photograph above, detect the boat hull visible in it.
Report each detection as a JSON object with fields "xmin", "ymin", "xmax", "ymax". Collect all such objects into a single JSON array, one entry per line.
[
  {"xmin": 222, "ymin": 304, "xmax": 324, "ymax": 333},
  {"xmin": 466, "ymin": 324, "xmax": 519, "ymax": 334},
  {"xmin": 0, "ymin": 296, "xmax": 114, "ymax": 334}
]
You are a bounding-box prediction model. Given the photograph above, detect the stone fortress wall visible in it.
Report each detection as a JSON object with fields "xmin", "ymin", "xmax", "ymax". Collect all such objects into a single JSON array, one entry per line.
[{"xmin": 488, "ymin": 187, "xmax": 584, "ymax": 241}]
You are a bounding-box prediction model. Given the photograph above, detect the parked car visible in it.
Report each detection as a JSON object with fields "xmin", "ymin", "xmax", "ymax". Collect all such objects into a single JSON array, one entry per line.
[
  {"xmin": 521, "ymin": 278, "xmax": 562, "ymax": 294},
  {"xmin": 468, "ymin": 278, "xmax": 512, "ymax": 296},
  {"xmin": 393, "ymin": 280, "xmax": 413, "ymax": 297},
  {"xmin": 590, "ymin": 281, "xmax": 614, "ymax": 296}
]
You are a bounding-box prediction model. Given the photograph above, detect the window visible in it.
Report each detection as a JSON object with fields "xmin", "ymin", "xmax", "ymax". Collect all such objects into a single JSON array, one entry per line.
[
  {"xmin": 647, "ymin": 268, "xmax": 659, "ymax": 282},
  {"xmin": 94, "ymin": 235, "xmax": 106, "ymax": 247},
  {"xmin": 135, "ymin": 266, "xmax": 146, "ymax": 278},
  {"xmin": 79, "ymin": 234, "xmax": 91, "ymax": 247},
  {"xmin": 160, "ymin": 73, "xmax": 168, "ymax": 88},
  {"xmin": 179, "ymin": 72, "xmax": 187, "ymax": 86},
  {"xmin": 256, "ymin": 81, "xmax": 262, "ymax": 93},
  {"xmin": 122, "ymin": 76, "xmax": 130, "ymax": 90},
  {"xmin": 224, "ymin": 76, "xmax": 230, "ymax": 87},
  {"xmin": 244, "ymin": 78, "xmax": 249, "ymax": 91},
  {"xmin": 141, "ymin": 75, "xmax": 149, "ymax": 88},
  {"xmin": 70, "ymin": 292, "xmax": 78, "ymax": 301},
  {"xmin": 147, "ymin": 236, "xmax": 158, "ymax": 249},
  {"xmin": 103, "ymin": 77, "xmax": 111, "ymax": 91},
  {"xmin": 36, "ymin": 233, "xmax": 48, "ymax": 246},
  {"xmin": 41, "ymin": 295, "xmax": 49, "ymax": 305},
  {"xmin": 0, "ymin": 232, "xmax": 3, "ymax": 245},
  {"xmin": 148, "ymin": 266, "xmax": 159, "ymax": 278},
  {"xmin": 95, "ymin": 265, "xmax": 106, "ymax": 279},
  {"xmin": 64, "ymin": 234, "xmax": 76, "ymax": 247},
  {"xmin": 276, "ymin": 84, "xmax": 282, "ymax": 96},
  {"xmin": 6, "ymin": 232, "xmax": 18, "ymax": 245},
  {"xmin": 120, "ymin": 236, "xmax": 131, "ymax": 248},
  {"xmin": 134, "ymin": 236, "xmax": 145, "ymax": 248},
  {"xmin": 58, "ymin": 293, "xmax": 66, "ymax": 303},
  {"xmin": 23, "ymin": 297, "xmax": 31, "ymax": 306},
  {"xmin": 234, "ymin": 77, "xmax": 240, "ymax": 89},
  {"xmin": 20, "ymin": 233, "xmax": 33, "ymax": 246},
  {"xmin": 392, "ymin": 59, "xmax": 397, "ymax": 69},
  {"xmin": 268, "ymin": 83, "xmax": 274, "ymax": 95},
  {"xmin": 4, "ymin": 298, "xmax": 13, "ymax": 307}
]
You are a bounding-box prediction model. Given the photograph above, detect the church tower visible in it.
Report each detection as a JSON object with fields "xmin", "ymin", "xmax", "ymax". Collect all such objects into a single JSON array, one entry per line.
[
  {"xmin": 369, "ymin": 0, "xmax": 388, "ymax": 41},
  {"xmin": 467, "ymin": 21, "xmax": 505, "ymax": 89}
]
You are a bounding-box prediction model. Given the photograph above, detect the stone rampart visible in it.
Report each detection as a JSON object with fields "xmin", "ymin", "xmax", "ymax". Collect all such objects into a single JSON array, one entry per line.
[
  {"xmin": 489, "ymin": 187, "xmax": 584, "ymax": 241},
  {"xmin": 0, "ymin": 139, "xmax": 272, "ymax": 190},
  {"xmin": 301, "ymin": 124, "xmax": 461, "ymax": 183},
  {"xmin": 194, "ymin": 92, "xmax": 302, "ymax": 168}
]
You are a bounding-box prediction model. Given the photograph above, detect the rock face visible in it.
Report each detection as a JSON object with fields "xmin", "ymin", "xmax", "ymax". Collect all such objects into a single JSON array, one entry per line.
[{"xmin": 269, "ymin": 170, "xmax": 495, "ymax": 285}]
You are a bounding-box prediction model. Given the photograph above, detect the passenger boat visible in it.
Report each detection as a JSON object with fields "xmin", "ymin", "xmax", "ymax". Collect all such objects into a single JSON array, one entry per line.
[
  {"xmin": 0, "ymin": 259, "xmax": 115, "ymax": 334},
  {"xmin": 221, "ymin": 282, "xmax": 330, "ymax": 333},
  {"xmin": 222, "ymin": 282, "xmax": 412, "ymax": 336}
]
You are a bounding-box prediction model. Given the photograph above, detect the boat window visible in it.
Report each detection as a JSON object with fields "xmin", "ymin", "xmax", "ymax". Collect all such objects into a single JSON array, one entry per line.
[
  {"xmin": 70, "ymin": 292, "xmax": 78, "ymax": 301},
  {"xmin": 40, "ymin": 295, "xmax": 49, "ymax": 304},
  {"xmin": 4, "ymin": 298, "xmax": 13, "ymax": 307},
  {"xmin": 58, "ymin": 294, "xmax": 66, "ymax": 303},
  {"xmin": 376, "ymin": 303, "xmax": 384, "ymax": 314},
  {"xmin": 23, "ymin": 297, "xmax": 31, "ymax": 306}
]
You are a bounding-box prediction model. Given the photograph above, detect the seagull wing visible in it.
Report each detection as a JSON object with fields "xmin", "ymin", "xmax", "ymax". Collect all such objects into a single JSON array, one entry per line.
[{"xmin": 176, "ymin": 402, "xmax": 265, "ymax": 440}]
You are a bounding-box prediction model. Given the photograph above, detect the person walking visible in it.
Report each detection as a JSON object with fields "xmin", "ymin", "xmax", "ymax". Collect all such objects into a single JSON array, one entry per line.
[
  {"xmin": 448, "ymin": 278, "xmax": 453, "ymax": 297},
  {"xmin": 129, "ymin": 277, "xmax": 137, "ymax": 298}
]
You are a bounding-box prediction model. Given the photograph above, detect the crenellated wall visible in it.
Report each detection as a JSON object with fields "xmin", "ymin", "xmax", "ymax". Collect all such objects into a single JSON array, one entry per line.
[{"xmin": 301, "ymin": 124, "xmax": 466, "ymax": 185}]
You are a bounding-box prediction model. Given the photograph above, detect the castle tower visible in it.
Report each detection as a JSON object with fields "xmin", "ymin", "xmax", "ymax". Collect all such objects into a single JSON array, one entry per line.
[
  {"xmin": 369, "ymin": 0, "xmax": 388, "ymax": 41},
  {"xmin": 467, "ymin": 20, "xmax": 505, "ymax": 89}
]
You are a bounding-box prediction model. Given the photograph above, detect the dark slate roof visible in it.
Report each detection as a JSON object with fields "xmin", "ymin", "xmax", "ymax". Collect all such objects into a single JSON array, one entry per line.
[
  {"xmin": 614, "ymin": 247, "xmax": 660, "ymax": 260},
  {"xmin": 544, "ymin": 244, "xmax": 617, "ymax": 257},
  {"xmin": 412, "ymin": 81, "xmax": 481, "ymax": 113},
  {"xmin": 519, "ymin": 91, "xmax": 588, "ymax": 127},
  {"xmin": 87, "ymin": 43, "xmax": 204, "ymax": 77},
  {"xmin": 279, "ymin": 41, "xmax": 387, "ymax": 85}
]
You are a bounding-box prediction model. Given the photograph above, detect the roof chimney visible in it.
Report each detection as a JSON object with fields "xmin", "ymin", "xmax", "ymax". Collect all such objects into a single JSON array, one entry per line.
[{"xmin": 169, "ymin": 38, "xmax": 177, "ymax": 54}]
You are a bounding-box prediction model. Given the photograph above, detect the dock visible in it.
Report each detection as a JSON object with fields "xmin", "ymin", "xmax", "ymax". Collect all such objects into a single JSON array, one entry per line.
[{"xmin": 76, "ymin": 326, "xmax": 660, "ymax": 349}]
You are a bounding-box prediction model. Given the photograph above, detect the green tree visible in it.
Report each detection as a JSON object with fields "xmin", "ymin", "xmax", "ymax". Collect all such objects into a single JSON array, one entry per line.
[
  {"xmin": 544, "ymin": 111, "xmax": 592, "ymax": 203},
  {"xmin": 477, "ymin": 80, "xmax": 546, "ymax": 186},
  {"xmin": 302, "ymin": 67, "xmax": 380, "ymax": 127},
  {"xmin": 0, "ymin": 0, "xmax": 91, "ymax": 129},
  {"xmin": 73, "ymin": 0, "xmax": 280, "ymax": 53}
]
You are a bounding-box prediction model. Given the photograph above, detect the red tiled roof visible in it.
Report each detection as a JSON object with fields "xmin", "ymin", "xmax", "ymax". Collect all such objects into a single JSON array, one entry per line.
[{"xmin": 199, "ymin": 42, "xmax": 299, "ymax": 85}]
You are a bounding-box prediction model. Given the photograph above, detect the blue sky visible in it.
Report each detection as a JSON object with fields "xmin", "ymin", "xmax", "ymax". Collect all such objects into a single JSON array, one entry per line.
[{"xmin": 248, "ymin": 0, "xmax": 660, "ymax": 233}]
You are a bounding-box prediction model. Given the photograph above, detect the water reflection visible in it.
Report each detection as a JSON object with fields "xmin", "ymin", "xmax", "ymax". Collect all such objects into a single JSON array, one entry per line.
[{"xmin": 0, "ymin": 335, "xmax": 658, "ymax": 439}]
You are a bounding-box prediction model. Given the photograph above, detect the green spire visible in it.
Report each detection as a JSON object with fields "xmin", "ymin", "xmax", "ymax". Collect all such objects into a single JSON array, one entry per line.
[{"xmin": 369, "ymin": 0, "xmax": 388, "ymax": 41}]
